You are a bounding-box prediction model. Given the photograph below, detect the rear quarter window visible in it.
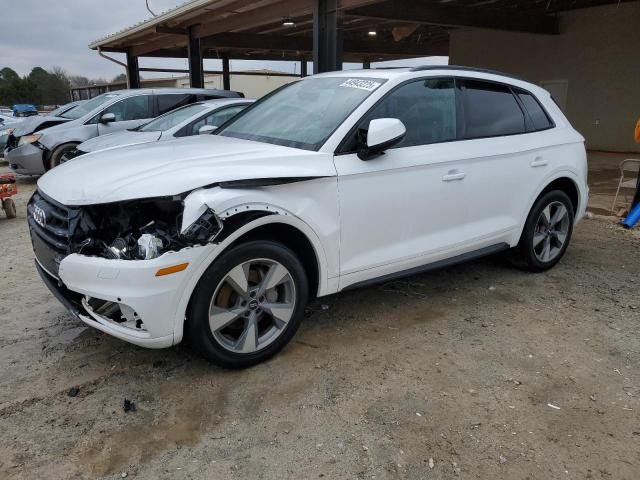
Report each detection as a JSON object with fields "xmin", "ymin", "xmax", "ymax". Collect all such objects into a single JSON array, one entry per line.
[{"xmin": 515, "ymin": 90, "xmax": 554, "ymax": 131}]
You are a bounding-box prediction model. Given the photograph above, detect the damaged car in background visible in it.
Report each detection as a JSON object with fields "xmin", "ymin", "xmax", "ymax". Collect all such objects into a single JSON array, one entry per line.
[
  {"xmin": 6, "ymin": 87, "xmax": 243, "ymax": 175},
  {"xmin": 29, "ymin": 67, "xmax": 588, "ymax": 368}
]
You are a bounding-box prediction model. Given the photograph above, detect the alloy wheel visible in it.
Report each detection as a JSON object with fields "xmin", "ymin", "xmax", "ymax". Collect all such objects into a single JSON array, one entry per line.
[
  {"xmin": 208, "ymin": 258, "xmax": 296, "ymax": 354},
  {"xmin": 532, "ymin": 201, "xmax": 571, "ymax": 263}
]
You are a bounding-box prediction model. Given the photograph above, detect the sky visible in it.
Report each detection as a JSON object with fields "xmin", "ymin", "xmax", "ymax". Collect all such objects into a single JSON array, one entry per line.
[{"xmin": 0, "ymin": 0, "xmax": 447, "ymax": 81}]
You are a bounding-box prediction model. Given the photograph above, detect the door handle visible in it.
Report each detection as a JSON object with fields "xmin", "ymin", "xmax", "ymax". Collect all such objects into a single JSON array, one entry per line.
[
  {"xmin": 442, "ymin": 170, "xmax": 466, "ymax": 182},
  {"xmin": 530, "ymin": 157, "xmax": 548, "ymax": 168}
]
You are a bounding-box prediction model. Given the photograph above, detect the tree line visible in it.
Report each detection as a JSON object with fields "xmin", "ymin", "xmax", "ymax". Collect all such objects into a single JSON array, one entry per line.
[{"xmin": 0, "ymin": 66, "xmax": 121, "ymax": 108}]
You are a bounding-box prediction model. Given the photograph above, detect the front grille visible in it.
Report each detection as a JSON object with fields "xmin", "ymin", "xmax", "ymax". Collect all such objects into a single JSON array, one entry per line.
[{"xmin": 27, "ymin": 190, "xmax": 80, "ymax": 276}]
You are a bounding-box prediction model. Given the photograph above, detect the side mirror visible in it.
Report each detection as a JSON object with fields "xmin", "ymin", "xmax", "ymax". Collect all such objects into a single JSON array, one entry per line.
[
  {"xmin": 198, "ymin": 125, "xmax": 218, "ymax": 135},
  {"xmin": 358, "ymin": 118, "xmax": 406, "ymax": 160},
  {"xmin": 100, "ymin": 112, "xmax": 116, "ymax": 124}
]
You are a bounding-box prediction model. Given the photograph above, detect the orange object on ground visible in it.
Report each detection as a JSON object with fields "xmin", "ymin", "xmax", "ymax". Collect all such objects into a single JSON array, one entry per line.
[
  {"xmin": 0, "ymin": 174, "xmax": 18, "ymax": 219},
  {"xmin": 635, "ymin": 119, "xmax": 640, "ymax": 144}
]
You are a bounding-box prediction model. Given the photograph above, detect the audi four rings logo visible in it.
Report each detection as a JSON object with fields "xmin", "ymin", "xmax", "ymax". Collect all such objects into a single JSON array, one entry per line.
[{"xmin": 32, "ymin": 205, "xmax": 47, "ymax": 228}]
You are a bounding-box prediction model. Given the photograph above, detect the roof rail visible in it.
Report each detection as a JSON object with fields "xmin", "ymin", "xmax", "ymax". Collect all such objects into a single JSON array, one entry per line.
[{"xmin": 409, "ymin": 65, "xmax": 525, "ymax": 81}]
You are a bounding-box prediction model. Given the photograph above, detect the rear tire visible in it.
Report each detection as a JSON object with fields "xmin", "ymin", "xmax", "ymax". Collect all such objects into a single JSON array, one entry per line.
[
  {"xmin": 47, "ymin": 143, "xmax": 77, "ymax": 170},
  {"xmin": 512, "ymin": 190, "xmax": 574, "ymax": 272},
  {"xmin": 187, "ymin": 241, "xmax": 309, "ymax": 368}
]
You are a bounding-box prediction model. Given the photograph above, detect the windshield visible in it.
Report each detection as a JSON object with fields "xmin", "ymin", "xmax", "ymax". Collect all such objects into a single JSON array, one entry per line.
[
  {"xmin": 60, "ymin": 93, "xmax": 119, "ymax": 119},
  {"xmin": 218, "ymin": 77, "xmax": 386, "ymax": 150},
  {"xmin": 138, "ymin": 103, "xmax": 208, "ymax": 132}
]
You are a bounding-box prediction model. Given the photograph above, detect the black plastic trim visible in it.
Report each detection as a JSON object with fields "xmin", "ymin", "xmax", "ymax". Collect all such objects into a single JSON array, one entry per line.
[
  {"xmin": 409, "ymin": 65, "xmax": 525, "ymax": 82},
  {"xmin": 218, "ymin": 176, "xmax": 329, "ymax": 189},
  {"xmin": 343, "ymin": 243, "xmax": 510, "ymax": 292},
  {"xmin": 34, "ymin": 260, "xmax": 81, "ymax": 318}
]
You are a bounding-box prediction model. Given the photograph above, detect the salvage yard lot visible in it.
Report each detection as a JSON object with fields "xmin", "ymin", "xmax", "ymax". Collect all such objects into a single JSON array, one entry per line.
[{"xmin": 0, "ymin": 155, "xmax": 638, "ymax": 480}]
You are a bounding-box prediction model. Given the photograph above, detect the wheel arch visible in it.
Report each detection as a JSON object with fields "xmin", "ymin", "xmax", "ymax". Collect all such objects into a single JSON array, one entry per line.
[
  {"xmin": 173, "ymin": 212, "xmax": 330, "ymax": 344},
  {"xmin": 538, "ymin": 177, "xmax": 579, "ymax": 216},
  {"xmin": 44, "ymin": 141, "xmax": 79, "ymax": 170},
  {"xmin": 516, "ymin": 171, "xmax": 583, "ymax": 245}
]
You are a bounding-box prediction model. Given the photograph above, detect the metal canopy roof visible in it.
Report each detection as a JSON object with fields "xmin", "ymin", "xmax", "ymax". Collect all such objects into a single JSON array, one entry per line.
[{"xmin": 90, "ymin": 0, "xmax": 634, "ymax": 62}]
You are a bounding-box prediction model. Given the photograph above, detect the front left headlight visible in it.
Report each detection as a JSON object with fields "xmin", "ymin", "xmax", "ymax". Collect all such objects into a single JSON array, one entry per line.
[{"xmin": 18, "ymin": 133, "xmax": 42, "ymax": 147}]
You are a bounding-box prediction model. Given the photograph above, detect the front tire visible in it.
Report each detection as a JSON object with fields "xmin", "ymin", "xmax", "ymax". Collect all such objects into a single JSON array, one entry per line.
[
  {"xmin": 187, "ymin": 241, "xmax": 309, "ymax": 368},
  {"xmin": 512, "ymin": 190, "xmax": 575, "ymax": 272},
  {"xmin": 47, "ymin": 143, "xmax": 77, "ymax": 170}
]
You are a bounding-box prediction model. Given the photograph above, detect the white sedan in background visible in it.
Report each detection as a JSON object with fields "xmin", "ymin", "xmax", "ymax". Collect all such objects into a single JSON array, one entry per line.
[{"xmin": 62, "ymin": 98, "xmax": 253, "ymax": 161}]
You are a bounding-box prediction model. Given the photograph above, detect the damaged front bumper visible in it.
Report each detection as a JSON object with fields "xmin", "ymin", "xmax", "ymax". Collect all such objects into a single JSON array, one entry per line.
[
  {"xmin": 37, "ymin": 244, "xmax": 214, "ymax": 348},
  {"xmin": 6, "ymin": 143, "xmax": 46, "ymax": 175}
]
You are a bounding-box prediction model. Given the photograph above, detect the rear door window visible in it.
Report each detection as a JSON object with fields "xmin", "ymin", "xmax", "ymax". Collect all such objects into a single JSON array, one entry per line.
[
  {"xmin": 460, "ymin": 80, "xmax": 526, "ymax": 139},
  {"xmin": 515, "ymin": 89, "xmax": 554, "ymax": 131}
]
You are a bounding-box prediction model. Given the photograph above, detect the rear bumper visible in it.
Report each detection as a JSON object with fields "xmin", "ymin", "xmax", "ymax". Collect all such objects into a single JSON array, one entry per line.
[
  {"xmin": 576, "ymin": 186, "xmax": 589, "ymax": 223},
  {"xmin": 6, "ymin": 143, "xmax": 46, "ymax": 175}
]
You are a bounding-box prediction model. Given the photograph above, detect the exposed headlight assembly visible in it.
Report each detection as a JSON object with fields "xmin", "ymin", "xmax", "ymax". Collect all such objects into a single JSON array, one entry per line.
[
  {"xmin": 137, "ymin": 233, "xmax": 164, "ymax": 260},
  {"xmin": 73, "ymin": 199, "xmax": 224, "ymax": 261},
  {"xmin": 18, "ymin": 133, "xmax": 42, "ymax": 147},
  {"xmin": 181, "ymin": 208, "xmax": 223, "ymax": 244}
]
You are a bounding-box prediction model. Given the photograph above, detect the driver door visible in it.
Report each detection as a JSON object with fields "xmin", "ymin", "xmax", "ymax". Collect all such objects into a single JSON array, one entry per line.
[{"xmin": 335, "ymin": 78, "xmax": 470, "ymax": 288}]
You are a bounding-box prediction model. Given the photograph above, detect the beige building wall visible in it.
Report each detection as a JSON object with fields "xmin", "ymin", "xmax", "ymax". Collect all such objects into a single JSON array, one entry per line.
[
  {"xmin": 449, "ymin": 3, "xmax": 640, "ymax": 153},
  {"xmin": 174, "ymin": 72, "xmax": 298, "ymax": 99}
]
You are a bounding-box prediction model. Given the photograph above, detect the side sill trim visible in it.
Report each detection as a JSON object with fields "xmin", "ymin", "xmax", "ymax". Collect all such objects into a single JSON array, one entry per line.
[{"xmin": 342, "ymin": 243, "xmax": 510, "ymax": 292}]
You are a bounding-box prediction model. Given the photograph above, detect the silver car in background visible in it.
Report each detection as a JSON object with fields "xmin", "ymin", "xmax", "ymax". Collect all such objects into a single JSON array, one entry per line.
[
  {"xmin": 64, "ymin": 98, "xmax": 253, "ymax": 161},
  {"xmin": 1, "ymin": 100, "xmax": 86, "ymax": 155},
  {"xmin": 5, "ymin": 88, "xmax": 243, "ymax": 175}
]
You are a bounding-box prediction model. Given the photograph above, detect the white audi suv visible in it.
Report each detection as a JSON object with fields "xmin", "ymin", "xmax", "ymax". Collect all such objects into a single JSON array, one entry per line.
[{"xmin": 28, "ymin": 66, "xmax": 588, "ymax": 367}]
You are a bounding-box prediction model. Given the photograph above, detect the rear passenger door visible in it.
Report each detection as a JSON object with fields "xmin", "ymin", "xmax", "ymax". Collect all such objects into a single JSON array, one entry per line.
[{"xmin": 455, "ymin": 79, "xmax": 554, "ymax": 243}]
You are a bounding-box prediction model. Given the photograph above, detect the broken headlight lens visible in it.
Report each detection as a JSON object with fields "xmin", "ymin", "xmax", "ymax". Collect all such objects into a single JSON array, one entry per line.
[{"xmin": 18, "ymin": 133, "xmax": 42, "ymax": 147}]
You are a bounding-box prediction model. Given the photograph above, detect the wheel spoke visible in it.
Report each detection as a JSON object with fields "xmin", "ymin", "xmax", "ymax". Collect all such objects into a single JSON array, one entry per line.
[
  {"xmin": 533, "ymin": 232, "xmax": 547, "ymax": 248},
  {"xmin": 236, "ymin": 314, "xmax": 258, "ymax": 353},
  {"xmin": 552, "ymin": 231, "xmax": 567, "ymax": 248},
  {"xmin": 262, "ymin": 302, "xmax": 295, "ymax": 328},
  {"xmin": 257, "ymin": 263, "xmax": 290, "ymax": 296},
  {"xmin": 541, "ymin": 236, "xmax": 552, "ymax": 262},
  {"xmin": 225, "ymin": 263, "xmax": 250, "ymax": 297},
  {"xmin": 209, "ymin": 305, "xmax": 245, "ymax": 332},
  {"xmin": 541, "ymin": 205, "xmax": 551, "ymax": 227},
  {"xmin": 550, "ymin": 205, "xmax": 567, "ymax": 228}
]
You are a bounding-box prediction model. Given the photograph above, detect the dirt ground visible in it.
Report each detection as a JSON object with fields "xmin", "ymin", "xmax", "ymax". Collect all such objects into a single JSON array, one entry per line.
[{"xmin": 0, "ymin": 152, "xmax": 639, "ymax": 480}]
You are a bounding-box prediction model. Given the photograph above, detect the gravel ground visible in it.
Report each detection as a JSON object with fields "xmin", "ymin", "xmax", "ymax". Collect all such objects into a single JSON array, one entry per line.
[{"xmin": 0, "ymin": 157, "xmax": 639, "ymax": 480}]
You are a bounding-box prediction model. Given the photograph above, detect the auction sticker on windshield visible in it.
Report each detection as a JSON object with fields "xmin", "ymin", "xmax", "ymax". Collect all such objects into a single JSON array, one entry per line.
[{"xmin": 340, "ymin": 79, "xmax": 382, "ymax": 92}]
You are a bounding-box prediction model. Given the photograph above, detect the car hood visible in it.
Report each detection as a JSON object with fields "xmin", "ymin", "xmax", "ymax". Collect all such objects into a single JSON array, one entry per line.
[
  {"xmin": 12, "ymin": 116, "xmax": 71, "ymax": 136},
  {"xmin": 38, "ymin": 135, "xmax": 335, "ymax": 206},
  {"xmin": 78, "ymin": 130, "xmax": 162, "ymax": 153}
]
